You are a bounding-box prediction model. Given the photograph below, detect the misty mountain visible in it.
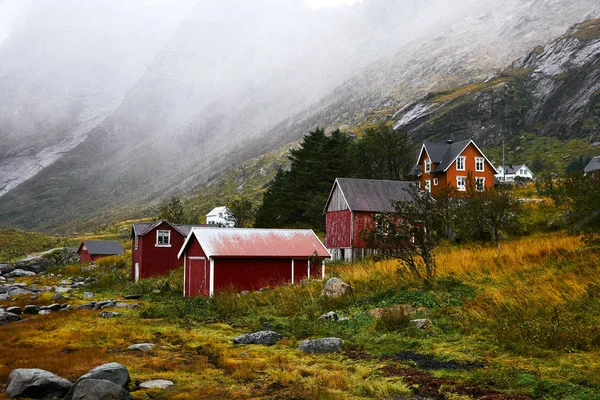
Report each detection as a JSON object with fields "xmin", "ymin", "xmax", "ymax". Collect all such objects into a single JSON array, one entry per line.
[
  {"xmin": 0, "ymin": 0, "xmax": 599, "ymax": 232},
  {"xmin": 392, "ymin": 18, "xmax": 600, "ymax": 147}
]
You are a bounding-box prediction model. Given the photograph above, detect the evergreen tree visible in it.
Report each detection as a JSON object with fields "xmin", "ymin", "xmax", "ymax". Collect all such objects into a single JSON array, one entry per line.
[{"xmin": 156, "ymin": 196, "xmax": 187, "ymax": 224}]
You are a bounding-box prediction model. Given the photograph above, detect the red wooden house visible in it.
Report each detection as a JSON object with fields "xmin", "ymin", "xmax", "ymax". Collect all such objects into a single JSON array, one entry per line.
[
  {"xmin": 324, "ymin": 178, "xmax": 413, "ymax": 261},
  {"xmin": 416, "ymin": 140, "xmax": 498, "ymax": 195},
  {"xmin": 77, "ymin": 240, "xmax": 124, "ymax": 263},
  {"xmin": 131, "ymin": 220, "xmax": 208, "ymax": 281},
  {"xmin": 178, "ymin": 228, "xmax": 330, "ymax": 297}
]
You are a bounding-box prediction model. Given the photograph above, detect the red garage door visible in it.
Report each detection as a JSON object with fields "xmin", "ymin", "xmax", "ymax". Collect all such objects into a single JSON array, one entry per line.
[{"xmin": 186, "ymin": 257, "xmax": 208, "ymax": 297}]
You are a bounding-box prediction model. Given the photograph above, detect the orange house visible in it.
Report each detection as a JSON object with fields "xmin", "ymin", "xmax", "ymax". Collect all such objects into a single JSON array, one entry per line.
[{"xmin": 416, "ymin": 140, "xmax": 497, "ymax": 196}]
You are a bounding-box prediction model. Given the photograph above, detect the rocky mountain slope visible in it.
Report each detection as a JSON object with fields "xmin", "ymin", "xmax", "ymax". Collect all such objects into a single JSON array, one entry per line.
[
  {"xmin": 1, "ymin": 0, "xmax": 599, "ymax": 232},
  {"xmin": 392, "ymin": 18, "xmax": 600, "ymax": 147}
]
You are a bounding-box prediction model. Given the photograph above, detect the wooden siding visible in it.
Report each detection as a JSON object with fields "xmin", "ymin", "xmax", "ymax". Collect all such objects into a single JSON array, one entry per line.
[
  {"xmin": 352, "ymin": 211, "xmax": 376, "ymax": 249},
  {"xmin": 326, "ymin": 183, "xmax": 349, "ymax": 212},
  {"xmin": 325, "ymin": 209, "xmax": 352, "ymax": 248},
  {"xmin": 131, "ymin": 221, "xmax": 186, "ymax": 281}
]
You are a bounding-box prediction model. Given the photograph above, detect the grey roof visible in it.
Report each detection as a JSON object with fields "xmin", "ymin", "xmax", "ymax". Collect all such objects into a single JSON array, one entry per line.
[
  {"xmin": 82, "ymin": 240, "xmax": 124, "ymax": 255},
  {"xmin": 334, "ymin": 178, "xmax": 415, "ymax": 213},
  {"xmin": 585, "ymin": 156, "xmax": 600, "ymax": 173},
  {"xmin": 421, "ymin": 140, "xmax": 472, "ymax": 173},
  {"xmin": 174, "ymin": 224, "xmax": 210, "ymax": 236},
  {"xmin": 131, "ymin": 221, "xmax": 209, "ymax": 238},
  {"xmin": 499, "ymin": 165, "xmax": 525, "ymax": 174}
]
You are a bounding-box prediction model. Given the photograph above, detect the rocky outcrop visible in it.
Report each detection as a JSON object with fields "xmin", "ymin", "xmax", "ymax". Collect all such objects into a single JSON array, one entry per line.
[
  {"xmin": 0, "ymin": 311, "xmax": 21, "ymax": 325},
  {"xmin": 233, "ymin": 331, "xmax": 283, "ymax": 346},
  {"xmin": 298, "ymin": 338, "xmax": 344, "ymax": 354},
  {"xmin": 5, "ymin": 368, "xmax": 72, "ymax": 399}
]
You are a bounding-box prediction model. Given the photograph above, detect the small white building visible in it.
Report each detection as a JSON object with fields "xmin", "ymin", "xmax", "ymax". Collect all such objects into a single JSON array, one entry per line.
[
  {"xmin": 206, "ymin": 206, "xmax": 234, "ymax": 227},
  {"xmin": 495, "ymin": 164, "xmax": 534, "ymax": 182}
]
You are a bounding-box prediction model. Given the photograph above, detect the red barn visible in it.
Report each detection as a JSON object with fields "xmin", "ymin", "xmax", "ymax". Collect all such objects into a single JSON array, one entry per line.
[
  {"xmin": 77, "ymin": 240, "xmax": 124, "ymax": 263},
  {"xmin": 324, "ymin": 178, "xmax": 414, "ymax": 262},
  {"xmin": 178, "ymin": 228, "xmax": 330, "ymax": 297},
  {"xmin": 131, "ymin": 220, "xmax": 209, "ymax": 281}
]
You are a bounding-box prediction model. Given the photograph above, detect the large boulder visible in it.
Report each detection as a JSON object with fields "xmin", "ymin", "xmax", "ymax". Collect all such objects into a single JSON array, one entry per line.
[
  {"xmin": 69, "ymin": 379, "xmax": 132, "ymax": 400},
  {"xmin": 13, "ymin": 255, "xmax": 55, "ymax": 274},
  {"xmin": 233, "ymin": 331, "xmax": 283, "ymax": 346},
  {"xmin": 0, "ymin": 263, "xmax": 14, "ymax": 275},
  {"xmin": 0, "ymin": 311, "xmax": 21, "ymax": 325},
  {"xmin": 5, "ymin": 269, "xmax": 36, "ymax": 278},
  {"xmin": 64, "ymin": 363, "xmax": 130, "ymax": 400},
  {"xmin": 298, "ymin": 338, "xmax": 344, "ymax": 354},
  {"xmin": 5, "ymin": 368, "xmax": 72, "ymax": 399},
  {"xmin": 321, "ymin": 278, "xmax": 352, "ymax": 298}
]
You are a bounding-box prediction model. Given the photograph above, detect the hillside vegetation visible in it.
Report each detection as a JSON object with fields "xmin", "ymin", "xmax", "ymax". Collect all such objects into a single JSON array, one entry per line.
[{"xmin": 2, "ymin": 232, "xmax": 600, "ymax": 399}]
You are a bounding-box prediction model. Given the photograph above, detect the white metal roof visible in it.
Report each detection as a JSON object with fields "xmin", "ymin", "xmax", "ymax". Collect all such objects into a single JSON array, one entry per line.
[{"xmin": 206, "ymin": 206, "xmax": 229, "ymax": 217}]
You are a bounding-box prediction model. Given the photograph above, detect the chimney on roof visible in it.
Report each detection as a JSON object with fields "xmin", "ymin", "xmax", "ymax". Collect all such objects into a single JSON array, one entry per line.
[{"xmin": 446, "ymin": 140, "xmax": 454, "ymax": 144}]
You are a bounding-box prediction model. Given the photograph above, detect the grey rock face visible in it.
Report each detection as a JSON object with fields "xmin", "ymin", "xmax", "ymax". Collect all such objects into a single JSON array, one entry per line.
[
  {"xmin": 5, "ymin": 368, "xmax": 72, "ymax": 399},
  {"xmin": 298, "ymin": 338, "xmax": 344, "ymax": 354},
  {"xmin": 318, "ymin": 311, "xmax": 339, "ymax": 322},
  {"xmin": 0, "ymin": 311, "xmax": 21, "ymax": 324},
  {"xmin": 321, "ymin": 278, "xmax": 352, "ymax": 298},
  {"xmin": 233, "ymin": 331, "xmax": 283, "ymax": 346},
  {"xmin": 13, "ymin": 255, "xmax": 55, "ymax": 274},
  {"xmin": 139, "ymin": 379, "xmax": 173, "ymax": 389},
  {"xmin": 127, "ymin": 343, "xmax": 155, "ymax": 352},
  {"xmin": 69, "ymin": 379, "xmax": 133, "ymax": 400}
]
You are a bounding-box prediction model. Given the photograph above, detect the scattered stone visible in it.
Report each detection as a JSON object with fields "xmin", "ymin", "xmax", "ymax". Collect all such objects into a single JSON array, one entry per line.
[
  {"xmin": 94, "ymin": 300, "xmax": 116, "ymax": 310},
  {"xmin": 139, "ymin": 379, "xmax": 174, "ymax": 389},
  {"xmin": 6, "ymin": 306, "xmax": 23, "ymax": 315},
  {"xmin": 127, "ymin": 343, "xmax": 155, "ymax": 352},
  {"xmin": 99, "ymin": 311, "xmax": 121, "ymax": 318},
  {"xmin": 39, "ymin": 310, "xmax": 51, "ymax": 315},
  {"xmin": 233, "ymin": 331, "xmax": 283, "ymax": 346},
  {"xmin": 123, "ymin": 294, "xmax": 142, "ymax": 300},
  {"xmin": 53, "ymin": 293, "xmax": 66, "ymax": 302},
  {"xmin": 410, "ymin": 319, "xmax": 433, "ymax": 329},
  {"xmin": 43, "ymin": 303, "xmax": 63, "ymax": 312},
  {"xmin": 68, "ymin": 379, "xmax": 132, "ymax": 400},
  {"xmin": 0, "ymin": 263, "xmax": 14, "ymax": 275},
  {"xmin": 83, "ymin": 292, "xmax": 94, "ymax": 299},
  {"xmin": 7, "ymin": 287, "xmax": 35, "ymax": 296},
  {"xmin": 0, "ymin": 276, "xmax": 6, "ymax": 282},
  {"xmin": 74, "ymin": 302, "xmax": 96, "ymax": 310},
  {"xmin": 5, "ymin": 269, "xmax": 36, "ymax": 278},
  {"xmin": 5, "ymin": 368, "xmax": 72, "ymax": 399},
  {"xmin": 298, "ymin": 338, "xmax": 343, "ymax": 354},
  {"xmin": 318, "ymin": 311, "xmax": 339, "ymax": 322},
  {"xmin": 321, "ymin": 278, "xmax": 352, "ymax": 298},
  {"xmin": 12, "ymin": 254, "xmax": 56, "ymax": 274},
  {"xmin": 59, "ymin": 305, "xmax": 72, "ymax": 312},
  {"xmin": 55, "ymin": 286, "xmax": 72, "ymax": 294},
  {"xmin": 59, "ymin": 280, "xmax": 73, "ymax": 285},
  {"xmin": 76, "ymin": 362, "xmax": 130, "ymax": 388},
  {"xmin": 239, "ymin": 352, "xmax": 249, "ymax": 357},
  {"xmin": 338, "ymin": 317, "xmax": 351, "ymax": 322},
  {"xmin": 24, "ymin": 305, "xmax": 41, "ymax": 314},
  {"xmin": 151, "ymin": 289, "xmax": 161, "ymax": 294},
  {"xmin": 0, "ymin": 311, "xmax": 21, "ymax": 324}
]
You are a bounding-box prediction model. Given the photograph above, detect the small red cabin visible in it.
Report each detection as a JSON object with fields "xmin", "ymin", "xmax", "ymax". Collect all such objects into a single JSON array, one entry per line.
[
  {"xmin": 77, "ymin": 240, "xmax": 124, "ymax": 263},
  {"xmin": 324, "ymin": 178, "xmax": 414, "ymax": 262},
  {"xmin": 131, "ymin": 220, "xmax": 208, "ymax": 281},
  {"xmin": 178, "ymin": 228, "xmax": 331, "ymax": 297}
]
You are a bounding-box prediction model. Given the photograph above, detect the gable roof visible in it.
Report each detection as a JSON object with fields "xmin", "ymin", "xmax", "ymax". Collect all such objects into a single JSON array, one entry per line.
[
  {"xmin": 178, "ymin": 228, "xmax": 330, "ymax": 259},
  {"xmin": 418, "ymin": 140, "xmax": 498, "ymax": 174},
  {"xmin": 206, "ymin": 206, "xmax": 229, "ymax": 217},
  {"xmin": 324, "ymin": 178, "xmax": 415, "ymax": 213},
  {"xmin": 584, "ymin": 156, "xmax": 600, "ymax": 173},
  {"xmin": 81, "ymin": 240, "xmax": 124, "ymax": 256},
  {"xmin": 498, "ymin": 165, "xmax": 527, "ymax": 174},
  {"xmin": 131, "ymin": 220, "xmax": 202, "ymax": 238}
]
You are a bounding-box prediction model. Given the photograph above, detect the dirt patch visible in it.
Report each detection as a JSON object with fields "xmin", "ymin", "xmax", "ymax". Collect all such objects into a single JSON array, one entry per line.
[
  {"xmin": 382, "ymin": 365, "xmax": 532, "ymax": 400},
  {"xmin": 388, "ymin": 350, "xmax": 485, "ymax": 371}
]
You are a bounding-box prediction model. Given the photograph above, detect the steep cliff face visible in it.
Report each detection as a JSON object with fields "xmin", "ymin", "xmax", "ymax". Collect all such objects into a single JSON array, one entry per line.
[{"xmin": 392, "ymin": 19, "xmax": 600, "ymax": 147}]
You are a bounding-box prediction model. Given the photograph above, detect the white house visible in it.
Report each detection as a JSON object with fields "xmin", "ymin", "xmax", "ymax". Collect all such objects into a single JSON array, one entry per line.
[
  {"xmin": 206, "ymin": 206, "xmax": 234, "ymax": 227},
  {"xmin": 584, "ymin": 156, "xmax": 600, "ymax": 178},
  {"xmin": 495, "ymin": 164, "xmax": 534, "ymax": 182}
]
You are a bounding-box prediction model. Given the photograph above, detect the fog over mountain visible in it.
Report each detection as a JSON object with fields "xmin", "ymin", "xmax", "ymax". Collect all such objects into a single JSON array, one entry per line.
[{"xmin": 0, "ymin": 0, "xmax": 598, "ymax": 232}]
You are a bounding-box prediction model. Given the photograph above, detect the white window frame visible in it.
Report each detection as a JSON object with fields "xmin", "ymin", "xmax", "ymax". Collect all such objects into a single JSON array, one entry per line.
[
  {"xmin": 156, "ymin": 230, "xmax": 171, "ymax": 247},
  {"xmin": 475, "ymin": 157, "xmax": 484, "ymax": 172},
  {"xmin": 424, "ymin": 159, "xmax": 431, "ymax": 173},
  {"xmin": 433, "ymin": 178, "xmax": 438, "ymax": 186},
  {"xmin": 82, "ymin": 245, "xmax": 87, "ymax": 251},
  {"xmin": 456, "ymin": 176, "xmax": 467, "ymax": 191},
  {"xmin": 424, "ymin": 179, "xmax": 431, "ymax": 193},
  {"xmin": 456, "ymin": 156, "xmax": 466, "ymax": 171},
  {"xmin": 476, "ymin": 177, "xmax": 485, "ymax": 192}
]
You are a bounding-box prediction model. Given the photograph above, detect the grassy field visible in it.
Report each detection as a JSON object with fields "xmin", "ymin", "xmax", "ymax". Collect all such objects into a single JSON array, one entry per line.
[{"xmin": 2, "ymin": 232, "xmax": 600, "ymax": 399}]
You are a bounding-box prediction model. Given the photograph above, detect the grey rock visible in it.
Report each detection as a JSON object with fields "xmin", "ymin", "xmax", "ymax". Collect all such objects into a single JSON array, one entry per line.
[
  {"xmin": 5, "ymin": 368, "xmax": 72, "ymax": 399},
  {"xmin": 59, "ymin": 305, "xmax": 72, "ymax": 312},
  {"xmin": 233, "ymin": 331, "xmax": 282, "ymax": 346},
  {"xmin": 127, "ymin": 343, "xmax": 154, "ymax": 352},
  {"xmin": 43, "ymin": 303, "xmax": 62, "ymax": 312},
  {"xmin": 55, "ymin": 286, "xmax": 72, "ymax": 294},
  {"xmin": 94, "ymin": 300, "xmax": 116, "ymax": 310},
  {"xmin": 298, "ymin": 338, "xmax": 344, "ymax": 354},
  {"xmin": 5, "ymin": 269, "xmax": 36, "ymax": 278},
  {"xmin": 39, "ymin": 310, "xmax": 51, "ymax": 315},
  {"xmin": 13, "ymin": 255, "xmax": 55, "ymax": 274},
  {"xmin": 318, "ymin": 311, "xmax": 339, "ymax": 322},
  {"xmin": 83, "ymin": 292, "xmax": 94, "ymax": 299},
  {"xmin": 77, "ymin": 362, "xmax": 130, "ymax": 389},
  {"xmin": 74, "ymin": 302, "xmax": 96, "ymax": 310},
  {"xmin": 0, "ymin": 263, "xmax": 14, "ymax": 275},
  {"xmin": 410, "ymin": 319, "xmax": 432, "ymax": 329},
  {"xmin": 24, "ymin": 305, "xmax": 41, "ymax": 314},
  {"xmin": 69, "ymin": 379, "xmax": 132, "ymax": 400},
  {"xmin": 321, "ymin": 278, "xmax": 352, "ymax": 298},
  {"xmin": 239, "ymin": 352, "xmax": 249, "ymax": 357},
  {"xmin": 123, "ymin": 294, "xmax": 142, "ymax": 300},
  {"xmin": 7, "ymin": 287, "xmax": 35, "ymax": 296},
  {"xmin": 6, "ymin": 306, "xmax": 23, "ymax": 315},
  {"xmin": 0, "ymin": 276, "xmax": 6, "ymax": 282},
  {"xmin": 52, "ymin": 293, "xmax": 66, "ymax": 301},
  {"xmin": 0, "ymin": 311, "xmax": 21, "ymax": 324},
  {"xmin": 99, "ymin": 311, "xmax": 121, "ymax": 318},
  {"xmin": 139, "ymin": 379, "xmax": 173, "ymax": 389}
]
